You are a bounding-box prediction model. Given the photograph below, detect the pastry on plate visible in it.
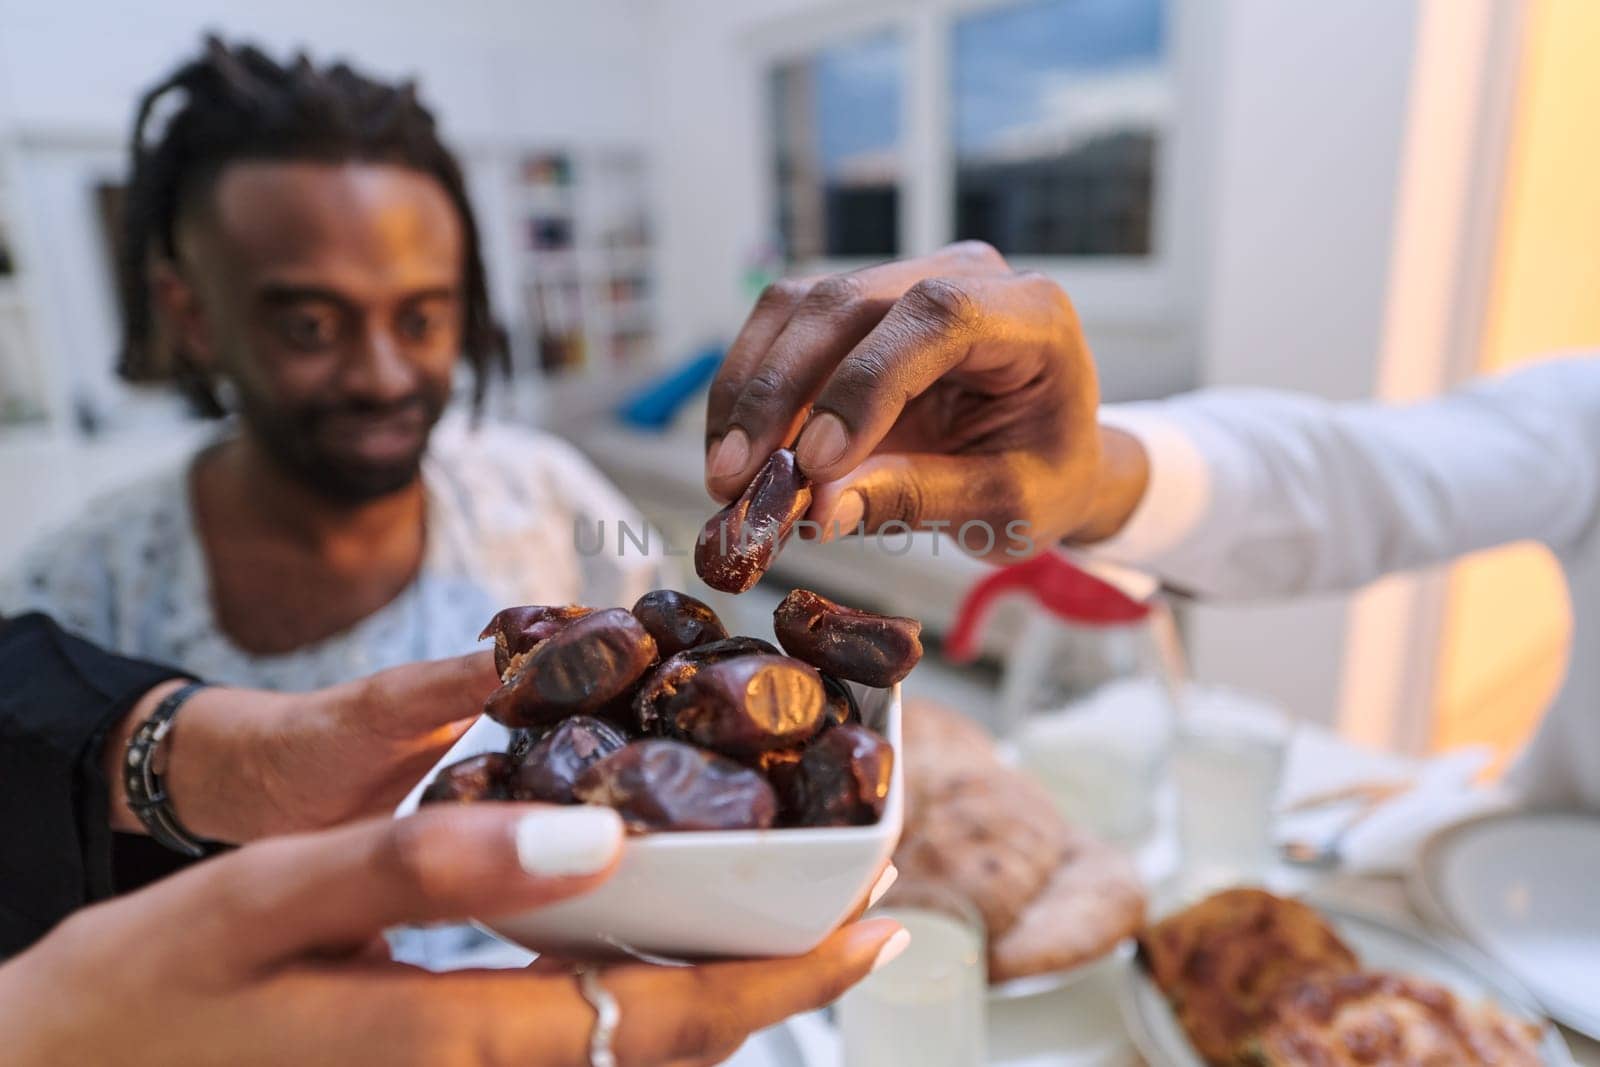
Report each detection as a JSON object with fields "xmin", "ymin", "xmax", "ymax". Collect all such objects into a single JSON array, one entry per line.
[
  {"xmin": 1138, "ymin": 888, "xmax": 1360, "ymax": 1065},
  {"xmin": 1250, "ymin": 970, "xmax": 1544, "ymax": 1067},
  {"xmin": 895, "ymin": 765, "xmax": 1071, "ymax": 936},
  {"xmin": 895, "ymin": 699, "xmax": 1146, "ymax": 977},
  {"xmin": 900, "ymin": 698, "xmax": 1001, "ymax": 802},
  {"xmin": 989, "ymin": 827, "xmax": 1145, "ymax": 982}
]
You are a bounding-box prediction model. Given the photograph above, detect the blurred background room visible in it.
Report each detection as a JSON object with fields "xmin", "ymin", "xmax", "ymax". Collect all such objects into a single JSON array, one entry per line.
[{"xmin": 2, "ymin": 0, "xmax": 1597, "ymax": 772}]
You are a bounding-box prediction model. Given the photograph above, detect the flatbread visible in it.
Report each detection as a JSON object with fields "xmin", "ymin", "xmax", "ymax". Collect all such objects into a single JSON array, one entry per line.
[
  {"xmin": 896, "ymin": 699, "xmax": 1145, "ymax": 963},
  {"xmin": 989, "ymin": 830, "xmax": 1145, "ymax": 982}
]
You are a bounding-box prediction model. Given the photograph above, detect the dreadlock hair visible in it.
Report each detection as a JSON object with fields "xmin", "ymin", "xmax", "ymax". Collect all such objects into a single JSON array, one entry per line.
[{"xmin": 118, "ymin": 36, "xmax": 506, "ymax": 416}]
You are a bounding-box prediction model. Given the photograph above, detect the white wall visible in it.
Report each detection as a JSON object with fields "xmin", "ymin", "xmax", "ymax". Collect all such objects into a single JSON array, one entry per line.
[
  {"xmin": 1182, "ymin": 0, "xmax": 1424, "ymax": 728},
  {"xmin": 0, "ymin": 0, "xmax": 650, "ymax": 144}
]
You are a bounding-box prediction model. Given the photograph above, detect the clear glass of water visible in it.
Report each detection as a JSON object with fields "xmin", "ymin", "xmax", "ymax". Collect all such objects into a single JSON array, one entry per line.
[
  {"xmin": 1171, "ymin": 687, "xmax": 1291, "ymax": 899},
  {"xmin": 836, "ymin": 880, "xmax": 987, "ymax": 1067}
]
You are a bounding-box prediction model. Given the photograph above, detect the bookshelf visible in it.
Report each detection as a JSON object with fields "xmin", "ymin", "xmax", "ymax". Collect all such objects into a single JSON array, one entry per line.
[{"xmin": 509, "ymin": 147, "xmax": 657, "ymax": 378}]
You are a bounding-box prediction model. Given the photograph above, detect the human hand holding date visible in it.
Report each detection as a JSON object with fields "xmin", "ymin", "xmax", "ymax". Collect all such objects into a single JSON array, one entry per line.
[{"xmin": 703, "ymin": 242, "xmax": 1153, "ymax": 556}]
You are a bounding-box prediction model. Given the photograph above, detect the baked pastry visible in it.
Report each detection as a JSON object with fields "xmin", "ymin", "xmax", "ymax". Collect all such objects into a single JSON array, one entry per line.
[
  {"xmin": 895, "ymin": 698, "xmax": 1146, "ymax": 972},
  {"xmin": 989, "ymin": 827, "xmax": 1145, "ymax": 982},
  {"xmin": 1138, "ymin": 888, "xmax": 1360, "ymax": 1065},
  {"xmin": 894, "ymin": 766, "xmax": 1071, "ymax": 936},
  {"xmin": 1250, "ymin": 971, "xmax": 1544, "ymax": 1066},
  {"xmin": 901, "ymin": 697, "xmax": 1002, "ymax": 809}
]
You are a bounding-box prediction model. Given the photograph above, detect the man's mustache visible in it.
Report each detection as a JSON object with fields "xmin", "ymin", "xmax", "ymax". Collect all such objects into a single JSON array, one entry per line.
[{"xmin": 300, "ymin": 395, "xmax": 441, "ymax": 424}]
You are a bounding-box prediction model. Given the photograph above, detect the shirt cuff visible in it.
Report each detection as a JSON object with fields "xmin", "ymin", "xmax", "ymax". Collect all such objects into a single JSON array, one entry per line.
[{"xmin": 1089, "ymin": 404, "xmax": 1214, "ymax": 567}]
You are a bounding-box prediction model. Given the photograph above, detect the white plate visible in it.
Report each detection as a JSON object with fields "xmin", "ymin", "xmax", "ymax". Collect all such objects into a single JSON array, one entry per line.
[
  {"xmin": 1412, "ymin": 811, "xmax": 1600, "ymax": 1041},
  {"xmin": 988, "ymin": 938, "xmax": 1134, "ymax": 1000},
  {"xmin": 1119, "ymin": 900, "xmax": 1573, "ymax": 1065}
]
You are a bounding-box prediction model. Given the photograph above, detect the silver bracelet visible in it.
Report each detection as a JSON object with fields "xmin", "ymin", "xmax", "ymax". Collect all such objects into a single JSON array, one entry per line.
[{"xmin": 123, "ymin": 681, "xmax": 211, "ymax": 858}]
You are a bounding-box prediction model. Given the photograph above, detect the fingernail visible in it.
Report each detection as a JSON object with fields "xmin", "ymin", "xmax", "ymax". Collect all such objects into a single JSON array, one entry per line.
[
  {"xmin": 827, "ymin": 491, "xmax": 865, "ymax": 537},
  {"xmin": 868, "ymin": 864, "xmax": 899, "ymax": 907},
  {"xmin": 796, "ymin": 413, "xmax": 848, "ymax": 472},
  {"xmin": 708, "ymin": 428, "xmax": 750, "ymax": 481},
  {"xmin": 514, "ymin": 808, "xmax": 623, "ymax": 877},
  {"xmin": 871, "ymin": 928, "xmax": 912, "ymax": 973}
]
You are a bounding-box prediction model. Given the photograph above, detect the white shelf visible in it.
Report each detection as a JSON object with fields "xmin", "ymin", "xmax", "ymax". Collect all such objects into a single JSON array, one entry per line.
[
  {"xmin": 514, "ymin": 187, "xmax": 575, "ymax": 214},
  {"xmin": 505, "ymin": 146, "xmax": 658, "ymax": 383},
  {"xmin": 605, "ymin": 301, "xmax": 654, "ymax": 329},
  {"xmin": 600, "ymin": 247, "xmax": 653, "ymax": 272}
]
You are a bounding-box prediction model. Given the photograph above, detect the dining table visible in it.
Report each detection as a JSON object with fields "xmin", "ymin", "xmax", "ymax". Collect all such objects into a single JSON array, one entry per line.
[{"xmin": 768, "ymin": 709, "xmax": 1600, "ymax": 1067}]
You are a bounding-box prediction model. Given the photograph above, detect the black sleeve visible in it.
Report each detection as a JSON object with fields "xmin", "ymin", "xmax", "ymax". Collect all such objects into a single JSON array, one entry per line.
[{"xmin": 0, "ymin": 613, "xmax": 195, "ymax": 957}]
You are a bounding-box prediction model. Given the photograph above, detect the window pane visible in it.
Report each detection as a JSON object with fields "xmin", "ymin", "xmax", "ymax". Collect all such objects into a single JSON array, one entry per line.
[
  {"xmin": 771, "ymin": 33, "xmax": 903, "ymax": 260},
  {"xmin": 952, "ymin": 0, "xmax": 1166, "ymax": 256}
]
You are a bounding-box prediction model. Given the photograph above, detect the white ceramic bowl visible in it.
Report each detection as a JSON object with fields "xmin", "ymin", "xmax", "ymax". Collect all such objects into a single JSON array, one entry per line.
[{"xmin": 395, "ymin": 682, "xmax": 903, "ymax": 960}]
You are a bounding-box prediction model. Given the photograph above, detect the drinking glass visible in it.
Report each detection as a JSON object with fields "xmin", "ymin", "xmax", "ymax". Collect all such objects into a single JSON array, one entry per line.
[
  {"xmin": 1172, "ymin": 687, "xmax": 1291, "ymax": 899},
  {"xmin": 836, "ymin": 880, "xmax": 987, "ymax": 1067}
]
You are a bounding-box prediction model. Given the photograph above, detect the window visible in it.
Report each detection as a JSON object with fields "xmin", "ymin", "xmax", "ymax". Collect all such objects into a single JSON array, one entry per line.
[
  {"xmin": 952, "ymin": 0, "xmax": 1166, "ymax": 257},
  {"xmin": 762, "ymin": 0, "xmax": 1173, "ymax": 268},
  {"xmin": 770, "ymin": 33, "xmax": 905, "ymax": 260}
]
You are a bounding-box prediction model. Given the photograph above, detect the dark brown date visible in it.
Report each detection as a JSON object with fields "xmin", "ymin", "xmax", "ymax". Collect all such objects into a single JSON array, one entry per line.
[
  {"xmin": 630, "ymin": 589, "xmax": 729, "ymax": 657},
  {"xmin": 510, "ymin": 716, "xmax": 629, "ymax": 804},
  {"xmin": 772, "ymin": 589, "xmax": 923, "ymax": 687},
  {"xmin": 574, "ymin": 739, "xmax": 777, "ymax": 831},
  {"xmin": 479, "ymin": 604, "xmax": 594, "ymax": 678},
  {"xmin": 695, "ymin": 449, "xmax": 812, "ymax": 594},
  {"xmin": 419, "ymin": 752, "xmax": 513, "ymax": 805},
  {"xmin": 661, "ymin": 654, "xmax": 825, "ymax": 756},
  {"xmin": 776, "ymin": 724, "xmax": 894, "ymax": 827},
  {"xmin": 631, "ymin": 636, "xmax": 781, "ymax": 733},
  {"xmin": 820, "ymin": 672, "xmax": 860, "ymax": 728},
  {"xmin": 483, "ymin": 608, "xmax": 658, "ymax": 729}
]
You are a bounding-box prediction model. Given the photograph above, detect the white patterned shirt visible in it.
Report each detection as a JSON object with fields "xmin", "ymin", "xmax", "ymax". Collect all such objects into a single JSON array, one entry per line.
[{"xmin": 1, "ymin": 414, "xmax": 668, "ymax": 691}]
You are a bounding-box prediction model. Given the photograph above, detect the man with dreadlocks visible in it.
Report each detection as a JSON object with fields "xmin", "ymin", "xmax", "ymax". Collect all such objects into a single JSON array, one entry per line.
[{"xmin": 1, "ymin": 38, "xmax": 662, "ymax": 694}]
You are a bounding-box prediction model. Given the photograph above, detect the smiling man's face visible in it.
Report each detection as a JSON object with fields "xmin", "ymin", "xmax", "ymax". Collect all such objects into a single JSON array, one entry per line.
[{"xmin": 167, "ymin": 160, "xmax": 465, "ymax": 502}]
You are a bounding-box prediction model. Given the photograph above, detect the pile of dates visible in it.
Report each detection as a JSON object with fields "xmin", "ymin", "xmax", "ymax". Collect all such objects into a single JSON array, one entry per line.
[{"xmin": 421, "ymin": 588, "xmax": 922, "ymax": 832}]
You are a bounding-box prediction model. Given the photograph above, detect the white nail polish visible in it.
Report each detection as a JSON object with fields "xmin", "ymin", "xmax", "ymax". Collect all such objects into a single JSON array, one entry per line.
[
  {"xmin": 872, "ymin": 929, "xmax": 912, "ymax": 972},
  {"xmin": 515, "ymin": 808, "xmax": 623, "ymax": 877},
  {"xmin": 867, "ymin": 865, "xmax": 899, "ymax": 908}
]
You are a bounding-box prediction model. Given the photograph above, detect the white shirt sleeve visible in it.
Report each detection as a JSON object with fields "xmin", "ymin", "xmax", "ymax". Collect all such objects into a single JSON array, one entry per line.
[{"xmin": 1092, "ymin": 355, "xmax": 1600, "ymax": 598}]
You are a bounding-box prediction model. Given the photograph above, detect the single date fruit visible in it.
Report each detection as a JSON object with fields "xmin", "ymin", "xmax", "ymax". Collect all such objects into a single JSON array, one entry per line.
[
  {"xmin": 820, "ymin": 672, "xmax": 860, "ymax": 728},
  {"xmin": 484, "ymin": 608, "xmax": 657, "ymax": 729},
  {"xmin": 632, "ymin": 636, "xmax": 780, "ymax": 733},
  {"xmin": 419, "ymin": 753, "xmax": 514, "ymax": 805},
  {"xmin": 510, "ymin": 716, "xmax": 629, "ymax": 804},
  {"xmin": 480, "ymin": 604, "xmax": 594, "ymax": 678},
  {"xmin": 574, "ymin": 739, "xmax": 777, "ymax": 831},
  {"xmin": 661, "ymin": 653, "xmax": 826, "ymax": 756},
  {"xmin": 696, "ymin": 449, "xmax": 812, "ymax": 594},
  {"xmin": 777, "ymin": 724, "xmax": 894, "ymax": 827},
  {"xmin": 630, "ymin": 589, "xmax": 729, "ymax": 657},
  {"xmin": 772, "ymin": 589, "xmax": 923, "ymax": 687}
]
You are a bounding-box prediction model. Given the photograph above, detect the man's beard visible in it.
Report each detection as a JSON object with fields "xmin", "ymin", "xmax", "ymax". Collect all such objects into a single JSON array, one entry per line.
[{"xmin": 236, "ymin": 385, "xmax": 449, "ymax": 504}]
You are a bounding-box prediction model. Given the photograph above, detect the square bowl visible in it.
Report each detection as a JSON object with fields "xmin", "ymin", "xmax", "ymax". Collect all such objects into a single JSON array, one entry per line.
[{"xmin": 395, "ymin": 682, "xmax": 903, "ymax": 960}]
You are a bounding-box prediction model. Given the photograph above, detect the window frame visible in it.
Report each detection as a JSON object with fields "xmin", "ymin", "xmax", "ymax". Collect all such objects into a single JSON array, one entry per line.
[{"xmin": 745, "ymin": 0, "xmax": 1202, "ymax": 328}]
